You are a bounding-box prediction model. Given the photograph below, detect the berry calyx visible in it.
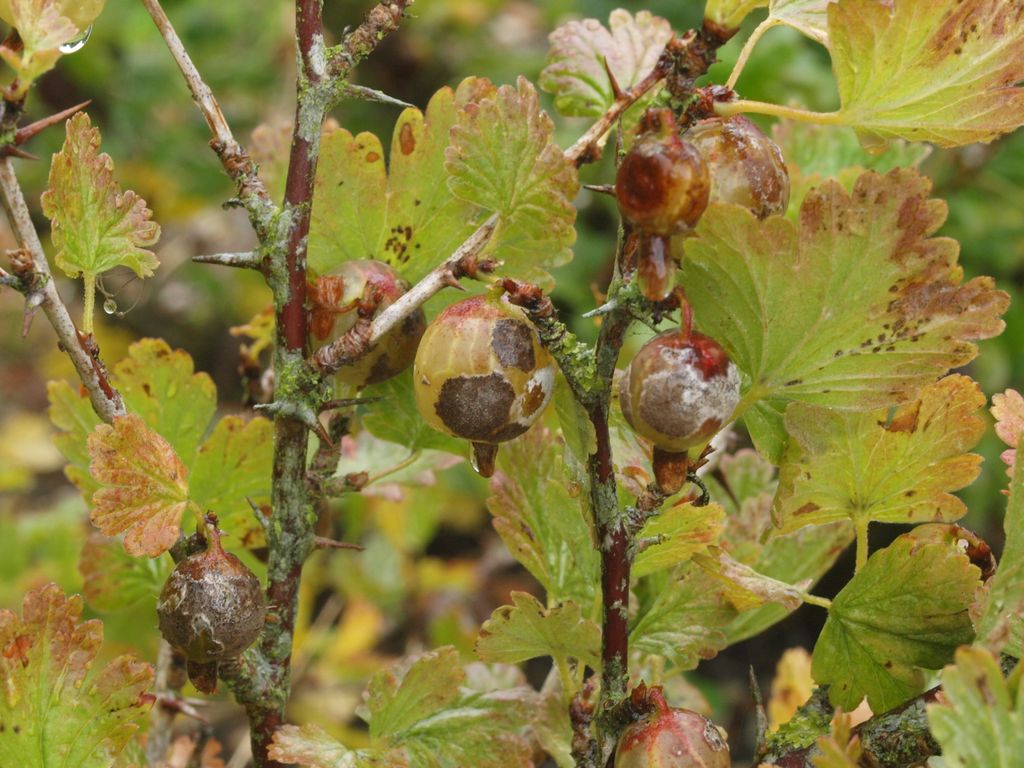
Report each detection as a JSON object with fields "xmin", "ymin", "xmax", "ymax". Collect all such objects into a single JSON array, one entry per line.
[
  {"xmin": 619, "ymin": 329, "xmax": 740, "ymax": 454},
  {"xmin": 615, "ymin": 686, "xmax": 731, "ymax": 768},
  {"xmin": 413, "ymin": 293, "xmax": 555, "ymax": 477},
  {"xmin": 615, "ymin": 109, "xmax": 711, "ymax": 236},
  {"xmin": 685, "ymin": 115, "xmax": 790, "ymax": 220},
  {"xmin": 308, "ymin": 260, "xmax": 426, "ymax": 387},
  {"xmin": 157, "ymin": 517, "xmax": 264, "ymax": 692}
]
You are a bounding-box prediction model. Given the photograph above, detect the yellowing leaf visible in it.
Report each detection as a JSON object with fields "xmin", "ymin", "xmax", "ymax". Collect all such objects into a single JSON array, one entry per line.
[
  {"xmin": 773, "ymin": 376, "xmax": 986, "ymax": 534},
  {"xmin": 828, "ymin": 0, "xmax": 1024, "ymax": 147},
  {"xmin": 705, "ymin": 0, "xmax": 768, "ymax": 29},
  {"xmin": 88, "ymin": 414, "xmax": 191, "ymax": 557},
  {"xmin": 539, "ymin": 10, "xmax": 672, "ymax": 118},
  {"xmin": 447, "ymin": 77, "xmax": 579, "ymax": 286},
  {"xmin": 633, "ymin": 501, "xmax": 724, "ymax": 578},
  {"xmin": 812, "ymin": 524, "xmax": 980, "ymax": 712},
  {"xmin": 42, "ymin": 113, "xmax": 159, "ymax": 334},
  {"xmin": 0, "ymin": 0, "xmax": 105, "ymax": 32},
  {"xmin": 768, "ymin": 648, "xmax": 814, "ymax": 732},
  {"xmin": 0, "ymin": 583, "xmax": 153, "ymax": 765},
  {"xmin": 0, "ymin": 0, "xmax": 76, "ymax": 93},
  {"xmin": 812, "ymin": 711, "xmax": 863, "ymax": 768},
  {"xmin": 769, "ymin": 0, "xmax": 836, "ymax": 45},
  {"xmin": 681, "ymin": 169, "xmax": 1008, "ymax": 462},
  {"xmin": 927, "ymin": 647, "xmax": 1024, "ymax": 767},
  {"xmin": 269, "ymin": 726, "xmax": 400, "ymax": 768},
  {"xmin": 992, "ymin": 389, "xmax": 1024, "ymax": 479},
  {"xmin": 476, "ymin": 592, "xmax": 601, "ymax": 670},
  {"xmin": 694, "ymin": 549, "xmax": 811, "ymax": 612},
  {"xmin": 309, "ymin": 86, "xmax": 478, "ymax": 282}
]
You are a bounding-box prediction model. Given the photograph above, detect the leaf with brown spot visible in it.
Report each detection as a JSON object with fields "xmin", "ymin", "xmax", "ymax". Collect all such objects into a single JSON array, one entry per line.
[
  {"xmin": 0, "ymin": 583, "xmax": 153, "ymax": 765},
  {"xmin": 633, "ymin": 501, "xmax": 725, "ymax": 577},
  {"xmin": 827, "ymin": 0, "xmax": 1024, "ymax": 147},
  {"xmin": 773, "ymin": 376, "xmax": 986, "ymax": 534},
  {"xmin": 682, "ymin": 169, "xmax": 1007, "ymax": 462},
  {"xmin": 88, "ymin": 414, "xmax": 192, "ymax": 558}
]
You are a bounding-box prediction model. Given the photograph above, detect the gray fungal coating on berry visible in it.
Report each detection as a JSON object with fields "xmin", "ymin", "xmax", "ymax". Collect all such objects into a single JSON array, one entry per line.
[
  {"xmin": 491, "ymin": 318, "xmax": 536, "ymax": 371},
  {"xmin": 620, "ymin": 330, "xmax": 740, "ymax": 452},
  {"xmin": 157, "ymin": 541, "xmax": 265, "ymax": 664}
]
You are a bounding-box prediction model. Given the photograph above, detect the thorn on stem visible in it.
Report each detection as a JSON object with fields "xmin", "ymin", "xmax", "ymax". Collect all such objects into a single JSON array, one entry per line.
[{"xmin": 602, "ymin": 56, "xmax": 625, "ymax": 102}]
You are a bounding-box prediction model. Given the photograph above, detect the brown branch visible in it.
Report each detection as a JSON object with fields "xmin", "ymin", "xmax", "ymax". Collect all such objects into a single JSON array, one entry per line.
[
  {"xmin": 313, "ymin": 214, "xmax": 499, "ymax": 375},
  {"xmin": 0, "ymin": 158, "xmax": 126, "ymax": 422},
  {"xmin": 327, "ymin": 1, "xmax": 416, "ymax": 80}
]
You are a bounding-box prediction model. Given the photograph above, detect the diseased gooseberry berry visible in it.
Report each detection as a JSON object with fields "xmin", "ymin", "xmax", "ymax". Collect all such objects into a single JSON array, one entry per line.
[
  {"xmin": 619, "ymin": 329, "xmax": 739, "ymax": 489},
  {"xmin": 615, "ymin": 108, "xmax": 711, "ymax": 237},
  {"xmin": 0, "ymin": 0, "xmax": 105, "ymax": 35},
  {"xmin": 615, "ymin": 687, "xmax": 731, "ymax": 768},
  {"xmin": 413, "ymin": 293, "xmax": 555, "ymax": 477},
  {"xmin": 685, "ymin": 115, "xmax": 790, "ymax": 220},
  {"xmin": 308, "ymin": 259, "xmax": 426, "ymax": 387},
  {"xmin": 157, "ymin": 520, "xmax": 264, "ymax": 693}
]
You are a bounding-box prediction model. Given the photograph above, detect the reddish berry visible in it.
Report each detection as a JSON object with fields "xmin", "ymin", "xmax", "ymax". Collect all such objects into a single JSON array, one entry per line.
[
  {"xmin": 616, "ymin": 687, "xmax": 731, "ymax": 768},
  {"xmin": 157, "ymin": 523, "xmax": 264, "ymax": 675},
  {"xmin": 619, "ymin": 330, "xmax": 739, "ymax": 453},
  {"xmin": 413, "ymin": 293, "xmax": 555, "ymax": 477},
  {"xmin": 616, "ymin": 109, "xmax": 711, "ymax": 236},
  {"xmin": 685, "ymin": 116, "xmax": 789, "ymax": 220},
  {"xmin": 308, "ymin": 260, "xmax": 426, "ymax": 387}
]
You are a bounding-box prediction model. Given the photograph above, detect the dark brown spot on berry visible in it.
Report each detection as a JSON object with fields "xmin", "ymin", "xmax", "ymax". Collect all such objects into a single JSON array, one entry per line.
[
  {"xmin": 491, "ymin": 318, "xmax": 536, "ymax": 371},
  {"xmin": 436, "ymin": 373, "xmax": 516, "ymax": 441}
]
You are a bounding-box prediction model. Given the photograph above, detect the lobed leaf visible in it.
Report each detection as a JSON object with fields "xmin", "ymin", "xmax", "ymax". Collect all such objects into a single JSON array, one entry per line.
[
  {"xmin": 446, "ymin": 77, "xmax": 579, "ymax": 286},
  {"xmin": 828, "ymin": 0, "xmax": 1024, "ymax": 147},
  {"xmin": 705, "ymin": 0, "xmax": 768, "ymax": 30},
  {"xmin": 88, "ymin": 414, "xmax": 191, "ymax": 558},
  {"xmin": 42, "ymin": 113, "xmax": 160, "ymax": 283},
  {"xmin": 475, "ymin": 592, "xmax": 601, "ymax": 670},
  {"xmin": 79, "ymin": 533, "xmax": 172, "ymax": 612},
  {"xmin": 539, "ymin": 10, "xmax": 672, "ymax": 118},
  {"xmin": 769, "ymin": 0, "xmax": 836, "ymax": 45},
  {"xmin": 189, "ymin": 415, "xmax": 274, "ymax": 523},
  {"xmin": 927, "ymin": 647, "xmax": 1024, "ymax": 767},
  {"xmin": 487, "ymin": 426, "xmax": 599, "ymax": 607},
  {"xmin": 47, "ymin": 379, "xmax": 102, "ymax": 495},
  {"xmin": 269, "ymin": 725, "xmax": 401, "ymax": 768},
  {"xmin": 632, "ymin": 501, "xmax": 725, "ymax": 578},
  {"xmin": 681, "ymin": 169, "xmax": 1008, "ymax": 462},
  {"xmin": 308, "ymin": 86, "xmax": 478, "ymax": 283},
  {"xmin": 812, "ymin": 524, "xmax": 980, "ymax": 712},
  {"xmin": 992, "ymin": 389, "xmax": 1024, "ymax": 479},
  {"xmin": 0, "ymin": 583, "xmax": 153, "ymax": 766},
  {"xmin": 773, "ymin": 375, "xmax": 986, "ymax": 534},
  {"xmin": 694, "ymin": 549, "xmax": 810, "ymax": 612}
]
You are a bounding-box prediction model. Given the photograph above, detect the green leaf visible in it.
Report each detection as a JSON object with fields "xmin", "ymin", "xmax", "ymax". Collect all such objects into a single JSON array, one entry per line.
[
  {"xmin": 113, "ymin": 339, "xmax": 217, "ymax": 465},
  {"xmin": 681, "ymin": 169, "xmax": 1008, "ymax": 462},
  {"xmin": 476, "ymin": 592, "xmax": 601, "ymax": 670},
  {"xmin": 631, "ymin": 565, "xmax": 738, "ymax": 671},
  {"xmin": 927, "ymin": 647, "xmax": 1024, "ymax": 768},
  {"xmin": 812, "ymin": 524, "xmax": 980, "ymax": 712},
  {"xmin": 535, "ymin": 691, "xmax": 574, "ymax": 768},
  {"xmin": 0, "ymin": 583, "xmax": 153, "ymax": 766},
  {"xmin": 363, "ymin": 648, "xmax": 535, "ymax": 767},
  {"xmin": 189, "ymin": 415, "xmax": 273, "ymax": 524},
  {"xmin": 41, "ymin": 113, "xmax": 160, "ymax": 332},
  {"xmin": 362, "ymin": 371, "xmax": 467, "ymax": 455},
  {"xmin": 47, "ymin": 379, "xmax": 102, "ymax": 495},
  {"xmin": 705, "ymin": 0, "xmax": 768, "ymax": 29},
  {"xmin": 487, "ymin": 426, "xmax": 598, "ymax": 607},
  {"xmin": 633, "ymin": 501, "xmax": 725, "ymax": 578},
  {"xmin": 88, "ymin": 414, "xmax": 191, "ymax": 558},
  {"xmin": 827, "ymin": 0, "xmax": 1024, "ymax": 147},
  {"xmin": 308, "ymin": 86, "xmax": 478, "ymax": 282},
  {"xmin": 768, "ymin": 0, "xmax": 835, "ymax": 45},
  {"xmin": 976, "ymin": 444, "xmax": 1024, "ymax": 656},
  {"xmin": 79, "ymin": 533, "xmax": 172, "ymax": 612},
  {"xmin": 539, "ymin": 10, "xmax": 672, "ymax": 118},
  {"xmin": 773, "ymin": 375, "xmax": 986, "ymax": 534},
  {"xmin": 446, "ymin": 77, "xmax": 579, "ymax": 286}
]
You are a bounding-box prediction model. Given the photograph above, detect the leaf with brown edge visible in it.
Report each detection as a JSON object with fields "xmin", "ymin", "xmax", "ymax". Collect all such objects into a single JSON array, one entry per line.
[
  {"xmin": 539, "ymin": 10, "xmax": 673, "ymax": 119},
  {"xmin": 632, "ymin": 501, "xmax": 725, "ymax": 578},
  {"xmin": 827, "ymin": 0, "xmax": 1024, "ymax": 147},
  {"xmin": 447, "ymin": 77, "xmax": 579, "ymax": 286},
  {"xmin": 0, "ymin": 583, "xmax": 153, "ymax": 766},
  {"xmin": 682, "ymin": 169, "xmax": 1008, "ymax": 462},
  {"xmin": 773, "ymin": 375, "xmax": 986, "ymax": 535},
  {"xmin": 992, "ymin": 389, "xmax": 1024, "ymax": 480},
  {"xmin": 88, "ymin": 414, "xmax": 191, "ymax": 558}
]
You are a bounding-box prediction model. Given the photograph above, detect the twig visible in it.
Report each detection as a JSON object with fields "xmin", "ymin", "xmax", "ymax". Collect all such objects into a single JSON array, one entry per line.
[
  {"xmin": 313, "ymin": 214, "xmax": 499, "ymax": 375},
  {"xmin": 145, "ymin": 641, "xmax": 189, "ymax": 767},
  {"xmin": 192, "ymin": 251, "xmax": 263, "ymax": 269},
  {"xmin": 326, "ymin": 1, "xmax": 415, "ymax": 79},
  {"xmin": 0, "ymin": 158, "xmax": 126, "ymax": 422}
]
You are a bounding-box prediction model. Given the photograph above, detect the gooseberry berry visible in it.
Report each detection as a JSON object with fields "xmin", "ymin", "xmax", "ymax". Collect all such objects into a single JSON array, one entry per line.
[
  {"xmin": 685, "ymin": 115, "xmax": 790, "ymax": 220},
  {"xmin": 413, "ymin": 293, "xmax": 555, "ymax": 477},
  {"xmin": 616, "ymin": 687, "xmax": 731, "ymax": 768},
  {"xmin": 308, "ymin": 259, "xmax": 426, "ymax": 387}
]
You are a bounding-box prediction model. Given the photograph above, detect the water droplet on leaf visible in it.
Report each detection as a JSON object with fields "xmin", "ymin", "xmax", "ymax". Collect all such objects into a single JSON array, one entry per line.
[{"xmin": 59, "ymin": 26, "xmax": 92, "ymax": 54}]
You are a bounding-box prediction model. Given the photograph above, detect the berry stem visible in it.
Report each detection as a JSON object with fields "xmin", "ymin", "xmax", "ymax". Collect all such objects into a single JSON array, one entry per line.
[
  {"xmin": 725, "ymin": 17, "xmax": 781, "ymax": 90},
  {"xmin": 714, "ymin": 99, "xmax": 844, "ymax": 125}
]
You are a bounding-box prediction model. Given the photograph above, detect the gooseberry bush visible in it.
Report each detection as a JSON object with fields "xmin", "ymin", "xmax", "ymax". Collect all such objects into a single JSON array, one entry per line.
[{"xmin": 2, "ymin": 0, "xmax": 1024, "ymax": 766}]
